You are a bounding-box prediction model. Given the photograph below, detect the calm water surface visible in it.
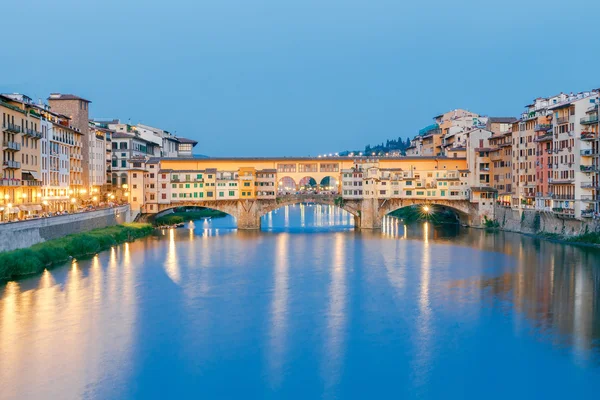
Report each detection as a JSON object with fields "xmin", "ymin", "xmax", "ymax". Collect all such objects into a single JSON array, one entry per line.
[{"xmin": 1, "ymin": 204, "xmax": 600, "ymax": 399}]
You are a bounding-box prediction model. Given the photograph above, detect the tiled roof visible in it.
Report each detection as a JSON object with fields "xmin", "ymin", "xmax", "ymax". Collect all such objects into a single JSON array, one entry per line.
[{"xmin": 48, "ymin": 93, "xmax": 91, "ymax": 103}]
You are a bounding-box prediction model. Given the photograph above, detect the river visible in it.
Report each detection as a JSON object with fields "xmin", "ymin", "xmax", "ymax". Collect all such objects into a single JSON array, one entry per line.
[{"xmin": 1, "ymin": 204, "xmax": 599, "ymax": 399}]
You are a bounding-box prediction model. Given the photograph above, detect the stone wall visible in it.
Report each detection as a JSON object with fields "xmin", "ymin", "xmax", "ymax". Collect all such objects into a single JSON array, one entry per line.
[
  {"xmin": 0, "ymin": 205, "xmax": 131, "ymax": 252},
  {"xmin": 493, "ymin": 206, "xmax": 600, "ymax": 236}
]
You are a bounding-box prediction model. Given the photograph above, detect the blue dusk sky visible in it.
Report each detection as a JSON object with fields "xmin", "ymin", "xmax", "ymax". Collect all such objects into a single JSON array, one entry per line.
[{"xmin": 0, "ymin": 0, "xmax": 599, "ymax": 156}]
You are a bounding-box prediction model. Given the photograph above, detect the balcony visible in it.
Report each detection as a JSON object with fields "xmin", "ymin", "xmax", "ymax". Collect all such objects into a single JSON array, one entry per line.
[
  {"xmin": 581, "ymin": 195, "xmax": 597, "ymax": 202},
  {"xmin": 2, "ymin": 160, "xmax": 21, "ymax": 169},
  {"xmin": 581, "ymin": 165, "xmax": 599, "ymax": 173},
  {"xmin": 534, "ymin": 132, "xmax": 553, "ymax": 142},
  {"xmin": 581, "ymin": 132, "xmax": 598, "ymax": 141},
  {"xmin": 581, "ymin": 209, "xmax": 595, "ymax": 218},
  {"xmin": 581, "ymin": 182, "xmax": 599, "ymax": 189},
  {"xmin": 580, "ymin": 115, "xmax": 599, "ymax": 125},
  {"xmin": 0, "ymin": 178, "xmax": 20, "ymax": 186},
  {"xmin": 581, "ymin": 149, "xmax": 595, "ymax": 156},
  {"xmin": 556, "ymin": 116, "xmax": 570, "ymax": 125},
  {"xmin": 3, "ymin": 123, "xmax": 21, "ymax": 133},
  {"xmin": 551, "ymin": 194, "xmax": 575, "ymax": 200},
  {"xmin": 534, "ymin": 124, "xmax": 552, "ymax": 132},
  {"xmin": 23, "ymin": 128, "xmax": 42, "ymax": 139},
  {"xmin": 22, "ymin": 180, "xmax": 42, "ymax": 187},
  {"xmin": 2, "ymin": 141, "xmax": 21, "ymax": 151}
]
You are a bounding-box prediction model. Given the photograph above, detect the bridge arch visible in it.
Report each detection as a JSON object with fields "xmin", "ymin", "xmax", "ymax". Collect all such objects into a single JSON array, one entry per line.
[
  {"xmin": 319, "ymin": 176, "xmax": 339, "ymax": 194},
  {"xmin": 378, "ymin": 198, "xmax": 477, "ymax": 226},
  {"xmin": 258, "ymin": 195, "xmax": 361, "ymax": 219},
  {"xmin": 298, "ymin": 176, "xmax": 318, "ymax": 192},
  {"xmin": 277, "ymin": 176, "xmax": 297, "ymax": 194}
]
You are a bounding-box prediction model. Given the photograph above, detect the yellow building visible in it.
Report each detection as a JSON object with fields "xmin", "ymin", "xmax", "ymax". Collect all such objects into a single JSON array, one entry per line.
[{"xmin": 1, "ymin": 94, "xmax": 44, "ymax": 219}]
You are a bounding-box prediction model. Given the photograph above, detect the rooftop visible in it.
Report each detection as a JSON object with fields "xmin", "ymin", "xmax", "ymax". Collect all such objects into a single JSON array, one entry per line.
[
  {"xmin": 48, "ymin": 93, "xmax": 91, "ymax": 103},
  {"xmin": 488, "ymin": 117, "xmax": 517, "ymax": 124}
]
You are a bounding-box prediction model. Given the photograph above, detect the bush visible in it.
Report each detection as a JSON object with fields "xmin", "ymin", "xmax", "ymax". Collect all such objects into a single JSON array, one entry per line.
[
  {"xmin": 0, "ymin": 223, "xmax": 153, "ymax": 282},
  {"xmin": 483, "ymin": 216, "xmax": 500, "ymax": 229}
]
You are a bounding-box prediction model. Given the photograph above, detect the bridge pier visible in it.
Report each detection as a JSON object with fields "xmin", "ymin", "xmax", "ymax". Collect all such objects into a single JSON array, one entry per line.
[
  {"xmin": 237, "ymin": 200, "xmax": 261, "ymax": 230},
  {"xmin": 357, "ymin": 198, "xmax": 383, "ymax": 229}
]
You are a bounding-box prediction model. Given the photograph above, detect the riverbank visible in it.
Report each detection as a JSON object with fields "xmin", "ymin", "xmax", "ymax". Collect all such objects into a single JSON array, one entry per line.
[
  {"xmin": 0, "ymin": 223, "xmax": 153, "ymax": 282},
  {"xmin": 153, "ymin": 209, "xmax": 227, "ymax": 226}
]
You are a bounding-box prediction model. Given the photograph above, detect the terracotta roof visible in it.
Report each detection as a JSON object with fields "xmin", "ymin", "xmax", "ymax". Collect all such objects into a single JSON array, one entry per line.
[
  {"xmin": 176, "ymin": 137, "xmax": 198, "ymax": 145},
  {"xmin": 48, "ymin": 93, "xmax": 91, "ymax": 103},
  {"xmin": 488, "ymin": 117, "xmax": 517, "ymax": 124}
]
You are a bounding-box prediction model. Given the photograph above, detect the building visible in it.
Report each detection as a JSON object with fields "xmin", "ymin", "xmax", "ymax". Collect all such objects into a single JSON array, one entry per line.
[
  {"xmin": 1, "ymin": 94, "xmax": 44, "ymax": 219},
  {"xmin": 47, "ymin": 94, "xmax": 91, "ymax": 192}
]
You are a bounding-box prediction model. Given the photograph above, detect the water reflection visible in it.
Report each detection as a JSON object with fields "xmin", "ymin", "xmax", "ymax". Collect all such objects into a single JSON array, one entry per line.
[
  {"xmin": 268, "ymin": 233, "xmax": 290, "ymax": 388},
  {"xmin": 322, "ymin": 233, "xmax": 347, "ymax": 390},
  {"xmin": 1, "ymin": 211, "xmax": 600, "ymax": 398}
]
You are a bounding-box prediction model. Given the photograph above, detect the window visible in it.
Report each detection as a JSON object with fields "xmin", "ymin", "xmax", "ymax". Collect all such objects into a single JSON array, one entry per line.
[
  {"xmin": 229, "ymin": 191, "xmax": 235, "ymax": 196},
  {"xmin": 162, "ymin": 194, "xmax": 167, "ymax": 199},
  {"xmin": 207, "ymin": 191, "xmax": 213, "ymax": 197},
  {"xmin": 219, "ymin": 192, "xmax": 224, "ymax": 197},
  {"xmin": 133, "ymin": 173, "xmax": 137, "ymax": 178}
]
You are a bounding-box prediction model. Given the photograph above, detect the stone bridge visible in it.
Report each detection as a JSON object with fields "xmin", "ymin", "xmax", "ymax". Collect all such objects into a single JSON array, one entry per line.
[{"xmin": 148, "ymin": 194, "xmax": 480, "ymax": 229}]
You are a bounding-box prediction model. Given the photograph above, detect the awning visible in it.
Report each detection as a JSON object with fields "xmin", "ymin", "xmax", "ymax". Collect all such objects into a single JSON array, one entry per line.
[
  {"xmin": 29, "ymin": 171, "xmax": 40, "ymax": 180},
  {"xmin": 30, "ymin": 205, "xmax": 42, "ymax": 211},
  {"xmin": 19, "ymin": 205, "xmax": 30, "ymax": 212},
  {"xmin": 8, "ymin": 207, "xmax": 20, "ymax": 213}
]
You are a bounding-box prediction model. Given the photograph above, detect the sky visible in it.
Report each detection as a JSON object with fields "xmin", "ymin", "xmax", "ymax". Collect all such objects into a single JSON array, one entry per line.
[{"xmin": 1, "ymin": 0, "xmax": 599, "ymax": 157}]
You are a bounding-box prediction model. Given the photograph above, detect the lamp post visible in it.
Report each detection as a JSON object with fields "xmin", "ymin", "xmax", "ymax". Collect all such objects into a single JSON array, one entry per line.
[
  {"xmin": 70, "ymin": 197, "xmax": 77, "ymax": 212},
  {"xmin": 7, "ymin": 203, "xmax": 12, "ymax": 222}
]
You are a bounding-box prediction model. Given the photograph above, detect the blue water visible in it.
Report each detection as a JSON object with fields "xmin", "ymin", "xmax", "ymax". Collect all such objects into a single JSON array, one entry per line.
[{"xmin": 1, "ymin": 204, "xmax": 599, "ymax": 399}]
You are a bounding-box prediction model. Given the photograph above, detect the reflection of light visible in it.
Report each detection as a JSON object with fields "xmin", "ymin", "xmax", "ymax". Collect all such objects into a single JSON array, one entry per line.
[
  {"xmin": 268, "ymin": 233, "xmax": 289, "ymax": 387},
  {"xmin": 165, "ymin": 228, "xmax": 181, "ymax": 284},
  {"xmin": 412, "ymin": 221, "xmax": 431, "ymax": 387},
  {"xmin": 322, "ymin": 233, "xmax": 347, "ymax": 387}
]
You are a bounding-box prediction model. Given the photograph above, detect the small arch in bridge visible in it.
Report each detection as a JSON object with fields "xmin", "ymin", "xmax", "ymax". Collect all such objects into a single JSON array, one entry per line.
[
  {"xmin": 298, "ymin": 176, "xmax": 317, "ymax": 191},
  {"xmin": 319, "ymin": 176, "xmax": 339, "ymax": 194},
  {"xmin": 277, "ymin": 176, "xmax": 297, "ymax": 194}
]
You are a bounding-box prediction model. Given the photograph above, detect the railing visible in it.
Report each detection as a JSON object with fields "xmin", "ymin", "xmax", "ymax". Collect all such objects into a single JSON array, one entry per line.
[
  {"xmin": 581, "ymin": 149, "xmax": 594, "ymax": 156},
  {"xmin": 581, "ymin": 209, "xmax": 595, "ymax": 218},
  {"xmin": 0, "ymin": 178, "xmax": 20, "ymax": 186},
  {"xmin": 3, "ymin": 123, "xmax": 21, "ymax": 133},
  {"xmin": 580, "ymin": 115, "xmax": 599, "ymax": 125},
  {"xmin": 22, "ymin": 180, "xmax": 42, "ymax": 187},
  {"xmin": 581, "ymin": 195, "xmax": 597, "ymax": 202},
  {"xmin": 2, "ymin": 141, "xmax": 21, "ymax": 151},
  {"xmin": 551, "ymin": 194, "xmax": 575, "ymax": 200},
  {"xmin": 581, "ymin": 132, "xmax": 598, "ymax": 141},
  {"xmin": 2, "ymin": 160, "xmax": 21, "ymax": 169},
  {"xmin": 534, "ymin": 124, "xmax": 553, "ymax": 131},
  {"xmin": 534, "ymin": 132, "xmax": 553, "ymax": 142},
  {"xmin": 556, "ymin": 116, "xmax": 570, "ymax": 125},
  {"xmin": 581, "ymin": 165, "xmax": 599, "ymax": 172},
  {"xmin": 581, "ymin": 183, "xmax": 599, "ymax": 189}
]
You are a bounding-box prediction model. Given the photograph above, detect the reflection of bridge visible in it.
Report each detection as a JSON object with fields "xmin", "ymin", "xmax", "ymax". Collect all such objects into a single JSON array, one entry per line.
[{"xmin": 153, "ymin": 194, "xmax": 477, "ymax": 229}]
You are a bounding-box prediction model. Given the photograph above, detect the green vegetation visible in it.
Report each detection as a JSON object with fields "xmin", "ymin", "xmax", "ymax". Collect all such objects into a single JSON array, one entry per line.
[
  {"xmin": 0, "ymin": 223, "xmax": 154, "ymax": 282},
  {"xmin": 154, "ymin": 208, "xmax": 226, "ymax": 226},
  {"xmin": 389, "ymin": 205, "xmax": 459, "ymax": 225},
  {"xmin": 483, "ymin": 216, "xmax": 500, "ymax": 229},
  {"xmin": 531, "ymin": 231, "xmax": 600, "ymax": 246}
]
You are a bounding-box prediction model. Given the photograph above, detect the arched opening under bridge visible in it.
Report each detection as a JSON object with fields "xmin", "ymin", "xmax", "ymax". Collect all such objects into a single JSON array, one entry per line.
[{"xmin": 383, "ymin": 202, "xmax": 471, "ymax": 226}]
